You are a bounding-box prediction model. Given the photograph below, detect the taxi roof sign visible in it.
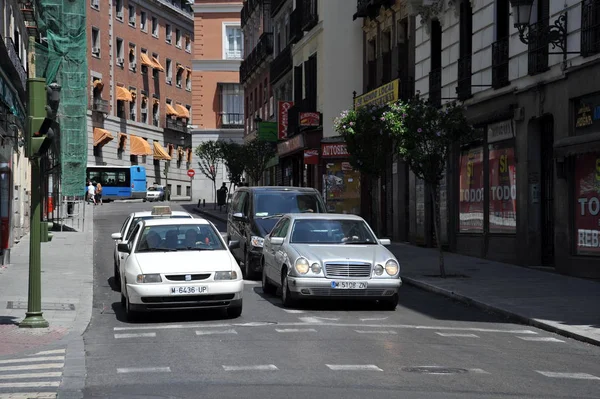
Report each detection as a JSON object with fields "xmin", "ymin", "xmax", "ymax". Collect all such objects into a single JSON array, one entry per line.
[{"xmin": 151, "ymin": 206, "xmax": 172, "ymax": 216}]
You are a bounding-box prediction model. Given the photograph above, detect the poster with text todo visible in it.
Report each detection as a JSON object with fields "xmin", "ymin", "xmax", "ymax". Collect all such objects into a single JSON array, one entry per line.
[
  {"xmin": 488, "ymin": 144, "xmax": 517, "ymax": 233},
  {"xmin": 459, "ymin": 147, "xmax": 484, "ymax": 232},
  {"xmin": 575, "ymin": 153, "xmax": 600, "ymax": 255}
]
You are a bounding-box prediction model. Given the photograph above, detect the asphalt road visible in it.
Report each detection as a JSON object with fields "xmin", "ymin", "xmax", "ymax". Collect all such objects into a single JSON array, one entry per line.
[{"xmin": 82, "ymin": 202, "xmax": 600, "ymax": 399}]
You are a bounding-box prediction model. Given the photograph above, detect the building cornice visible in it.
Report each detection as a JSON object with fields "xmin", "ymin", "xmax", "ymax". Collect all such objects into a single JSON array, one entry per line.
[
  {"xmin": 193, "ymin": 59, "xmax": 242, "ymax": 72},
  {"xmin": 131, "ymin": 0, "xmax": 193, "ymax": 23},
  {"xmin": 192, "ymin": 3, "xmax": 242, "ymax": 14}
]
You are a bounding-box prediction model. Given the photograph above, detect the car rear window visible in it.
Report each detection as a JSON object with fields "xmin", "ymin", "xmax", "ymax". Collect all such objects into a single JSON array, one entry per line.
[{"xmin": 253, "ymin": 192, "xmax": 324, "ymax": 216}]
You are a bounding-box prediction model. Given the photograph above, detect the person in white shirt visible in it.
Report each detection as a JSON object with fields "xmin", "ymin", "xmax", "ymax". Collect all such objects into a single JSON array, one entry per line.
[{"xmin": 87, "ymin": 182, "xmax": 96, "ymax": 205}]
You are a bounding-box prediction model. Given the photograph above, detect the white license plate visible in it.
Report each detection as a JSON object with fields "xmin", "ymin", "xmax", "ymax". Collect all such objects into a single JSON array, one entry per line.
[
  {"xmin": 171, "ymin": 286, "xmax": 208, "ymax": 295},
  {"xmin": 331, "ymin": 281, "xmax": 368, "ymax": 289}
]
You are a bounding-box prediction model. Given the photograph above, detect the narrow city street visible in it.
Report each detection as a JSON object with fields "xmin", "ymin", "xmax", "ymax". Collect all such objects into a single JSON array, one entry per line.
[{"xmin": 81, "ymin": 202, "xmax": 600, "ymax": 399}]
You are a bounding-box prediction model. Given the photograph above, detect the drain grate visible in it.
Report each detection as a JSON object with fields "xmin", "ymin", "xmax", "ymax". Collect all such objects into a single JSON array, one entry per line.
[
  {"xmin": 402, "ymin": 366, "xmax": 469, "ymax": 375},
  {"xmin": 7, "ymin": 301, "xmax": 76, "ymax": 311}
]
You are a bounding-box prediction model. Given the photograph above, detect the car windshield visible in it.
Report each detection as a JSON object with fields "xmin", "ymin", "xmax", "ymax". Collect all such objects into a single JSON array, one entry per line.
[
  {"xmin": 135, "ymin": 224, "xmax": 225, "ymax": 252},
  {"xmin": 147, "ymin": 187, "xmax": 162, "ymax": 191},
  {"xmin": 253, "ymin": 192, "xmax": 324, "ymax": 217},
  {"xmin": 125, "ymin": 215, "xmax": 192, "ymax": 240},
  {"xmin": 289, "ymin": 219, "xmax": 378, "ymax": 245}
]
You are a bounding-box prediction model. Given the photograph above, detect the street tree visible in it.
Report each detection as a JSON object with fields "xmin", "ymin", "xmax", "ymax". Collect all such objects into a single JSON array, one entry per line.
[
  {"xmin": 244, "ymin": 139, "xmax": 276, "ymax": 185},
  {"xmin": 218, "ymin": 140, "xmax": 246, "ymax": 201},
  {"xmin": 195, "ymin": 140, "xmax": 222, "ymax": 209}
]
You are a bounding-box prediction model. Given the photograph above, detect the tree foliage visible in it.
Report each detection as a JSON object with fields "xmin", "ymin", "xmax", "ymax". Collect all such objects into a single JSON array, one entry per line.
[
  {"xmin": 218, "ymin": 140, "xmax": 246, "ymax": 186},
  {"xmin": 244, "ymin": 139, "xmax": 276, "ymax": 184},
  {"xmin": 195, "ymin": 140, "xmax": 222, "ymax": 205}
]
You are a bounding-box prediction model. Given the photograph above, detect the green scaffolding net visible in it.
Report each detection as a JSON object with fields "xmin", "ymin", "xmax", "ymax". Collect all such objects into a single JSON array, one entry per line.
[{"xmin": 33, "ymin": 0, "xmax": 87, "ymax": 197}]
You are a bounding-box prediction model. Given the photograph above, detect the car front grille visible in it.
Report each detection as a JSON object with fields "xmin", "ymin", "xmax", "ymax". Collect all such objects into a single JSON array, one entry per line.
[
  {"xmin": 164, "ymin": 274, "xmax": 211, "ymax": 281},
  {"xmin": 325, "ymin": 262, "xmax": 372, "ymax": 278},
  {"xmin": 308, "ymin": 288, "xmax": 388, "ymax": 297}
]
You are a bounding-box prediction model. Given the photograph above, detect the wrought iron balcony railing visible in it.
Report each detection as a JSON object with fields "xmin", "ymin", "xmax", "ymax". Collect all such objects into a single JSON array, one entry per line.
[
  {"xmin": 219, "ymin": 113, "xmax": 244, "ymax": 129},
  {"xmin": 354, "ymin": 0, "xmax": 394, "ymax": 20},
  {"xmin": 492, "ymin": 37, "xmax": 510, "ymax": 89},
  {"xmin": 301, "ymin": 0, "xmax": 318, "ymax": 31},
  {"xmin": 0, "ymin": 35, "xmax": 27, "ymax": 92},
  {"xmin": 165, "ymin": 118, "xmax": 187, "ymax": 133},
  {"xmin": 240, "ymin": 32, "xmax": 273, "ymax": 84},
  {"xmin": 270, "ymin": 45, "xmax": 292, "ymax": 84},
  {"xmin": 399, "ymin": 75, "xmax": 415, "ymax": 101},
  {"xmin": 527, "ymin": 18, "xmax": 549, "ymax": 76},
  {"xmin": 456, "ymin": 56, "xmax": 472, "ymax": 101},
  {"xmin": 581, "ymin": 0, "xmax": 600, "ymax": 57},
  {"xmin": 92, "ymin": 98, "xmax": 110, "ymax": 114},
  {"xmin": 290, "ymin": 6, "xmax": 303, "ymax": 44},
  {"xmin": 429, "ymin": 67, "xmax": 442, "ymax": 108}
]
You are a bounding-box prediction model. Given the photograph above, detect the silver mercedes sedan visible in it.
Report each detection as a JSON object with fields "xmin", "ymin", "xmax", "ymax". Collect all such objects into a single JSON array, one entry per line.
[{"xmin": 261, "ymin": 213, "xmax": 402, "ymax": 310}]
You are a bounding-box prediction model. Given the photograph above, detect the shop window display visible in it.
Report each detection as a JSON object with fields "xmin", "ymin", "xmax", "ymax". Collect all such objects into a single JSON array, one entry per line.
[
  {"xmin": 322, "ymin": 161, "xmax": 361, "ymax": 215},
  {"xmin": 575, "ymin": 152, "xmax": 600, "ymax": 256},
  {"xmin": 488, "ymin": 143, "xmax": 516, "ymax": 233},
  {"xmin": 459, "ymin": 146, "xmax": 484, "ymax": 232}
]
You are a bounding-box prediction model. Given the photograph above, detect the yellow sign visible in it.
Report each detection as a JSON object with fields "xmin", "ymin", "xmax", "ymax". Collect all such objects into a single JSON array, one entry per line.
[
  {"xmin": 576, "ymin": 103, "xmax": 593, "ymax": 128},
  {"xmin": 354, "ymin": 79, "xmax": 400, "ymax": 109}
]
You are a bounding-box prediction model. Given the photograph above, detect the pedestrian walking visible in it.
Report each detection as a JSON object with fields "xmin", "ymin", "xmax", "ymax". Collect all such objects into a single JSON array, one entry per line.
[
  {"xmin": 87, "ymin": 182, "xmax": 96, "ymax": 205},
  {"xmin": 96, "ymin": 182, "xmax": 103, "ymax": 205}
]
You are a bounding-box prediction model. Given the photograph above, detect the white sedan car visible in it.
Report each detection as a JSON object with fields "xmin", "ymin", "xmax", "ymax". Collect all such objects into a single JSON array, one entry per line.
[
  {"xmin": 111, "ymin": 207, "xmax": 193, "ymax": 288},
  {"xmin": 117, "ymin": 218, "xmax": 243, "ymax": 321}
]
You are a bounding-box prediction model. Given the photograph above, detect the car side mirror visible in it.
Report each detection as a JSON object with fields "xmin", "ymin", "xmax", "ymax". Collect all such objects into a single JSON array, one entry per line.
[
  {"xmin": 379, "ymin": 238, "xmax": 391, "ymax": 246},
  {"xmin": 111, "ymin": 232, "xmax": 123, "ymax": 240},
  {"xmin": 117, "ymin": 243, "xmax": 131, "ymax": 253},
  {"xmin": 270, "ymin": 237, "xmax": 284, "ymax": 246},
  {"xmin": 228, "ymin": 240, "xmax": 240, "ymax": 250},
  {"xmin": 232, "ymin": 212, "xmax": 248, "ymax": 222}
]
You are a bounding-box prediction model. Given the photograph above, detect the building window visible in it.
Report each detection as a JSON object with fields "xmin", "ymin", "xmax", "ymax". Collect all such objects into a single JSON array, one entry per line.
[
  {"xmin": 366, "ymin": 39, "xmax": 376, "ymax": 91},
  {"xmin": 381, "ymin": 30, "xmax": 392, "ymax": 84},
  {"xmin": 176, "ymin": 64, "xmax": 183, "ymax": 88},
  {"xmin": 429, "ymin": 20, "xmax": 442, "ymax": 108},
  {"xmin": 581, "ymin": 0, "xmax": 600, "ymax": 57},
  {"xmin": 219, "ymin": 83, "xmax": 244, "ymax": 128},
  {"xmin": 185, "ymin": 35, "xmax": 191, "ymax": 52},
  {"xmin": 116, "ymin": 38, "xmax": 124, "ymax": 67},
  {"xmin": 141, "ymin": 11, "xmax": 147, "ymax": 32},
  {"xmin": 186, "ymin": 68, "xmax": 191, "ymax": 91},
  {"xmin": 166, "ymin": 24, "xmax": 172, "ymax": 43},
  {"xmin": 457, "ymin": 0, "xmax": 473, "ymax": 100},
  {"xmin": 115, "ymin": 0, "xmax": 123, "ymax": 20},
  {"xmin": 492, "ymin": 0, "xmax": 510, "ymax": 89},
  {"xmin": 177, "ymin": 185, "xmax": 182, "ymax": 196},
  {"xmin": 91, "ymin": 0, "xmax": 99, "ymax": 10},
  {"xmin": 129, "ymin": 43, "xmax": 136, "ymax": 71},
  {"xmin": 91, "ymin": 27, "xmax": 100, "ymax": 57},
  {"xmin": 166, "ymin": 59, "xmax": 172, "ymax": 84},
  {"xmin": 152, "ymin": 16, "xmax": 159, "ymax": 37},
  {"xmin": 152, "ymin": 99, "xmax": 160, "ymax": 126},
  {"xmin": 117, "ymin": 99, "xmax": 126, "ymax": 119},
  {"xmin": 152, "ymin": 53, "xmax": 160, "ymax": 79},
  {"xmin": 459, "ymin": 146, "xmax": 484, "ymax": 233},
  {"xmin": 128, "ymin": 4, "xmax": 135, "ymax": 26},
  {"xmin": 176, "ymin": 29, "xmax": 182, "ymax": 48},
  {"xmin": 186, "ymin": 186, "xmax": 191, "ymax": 196},
  {"xmin": 224, "ymin": 25, "xmax": 243, "ymax": 59},
  {"xmin": 528, "ymin": 0, "xmax": 550, "ymax": 75},
  {"xmin": 140, "ymin": 95, "xmax": 148, "ymax": 124},
  {"xmin": 575, "ymin": 153, "xmax": 600, "ymax": 255},
  {"xmin": 186, "ymin": 105, "xmax": 192, "ymax": 124},
  {"xmin": 141, "ymin": 48, "xmax": 149, "ymax": 74}
]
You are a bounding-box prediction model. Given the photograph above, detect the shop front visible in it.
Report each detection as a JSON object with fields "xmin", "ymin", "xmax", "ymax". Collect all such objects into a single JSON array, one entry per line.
[
  {"xmin": 0, "ymin": 142, "xmax": 12, "ymax": 265},
  {"xmin": 320, "ymin": 139, "xmax": 361, "ymax": 215},
  {"xmin": 277, "ymin": 129, "xmax": 322, "ymax": 188}
]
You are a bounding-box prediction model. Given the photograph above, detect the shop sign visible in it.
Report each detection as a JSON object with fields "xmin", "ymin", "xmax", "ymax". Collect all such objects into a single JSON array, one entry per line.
[
  {"xmin": 277, "ymin": 134, "xmax": 304, "ymax": 156},
  {"xmin": 354, "ymin": 79, "xmax": 399, "ymax": 109},
  {"xmin": 304, "ymin": 149, "xmax": 319, "ymax": 164},
  {"xmin": 258, "ymin": 121, "xmax": 278, "ymax": 142},
  {"xmin": 576, "ymin": 103, "xmax": 593, "ymax": 128},
  {"xmin": 574, "ymin": 152, "xmax": 600, "ymax": 256},
  {"xmin": 573, "ymin": 94, "xmax": 600, "ymax": 134},
  {"xmin": 321, "ymin": 143, "xmax": 349, "ymax": 158},
  {"xmin": 278, "ymin": 101, "xmax": 294, "ymax": 140},
  {"xmin": 299, "ymin": 112, "xmax": 320, "ymax": 127},
  {"xmin": 487, "ymin": 120, "xmax": 515, "ymax": 143}
]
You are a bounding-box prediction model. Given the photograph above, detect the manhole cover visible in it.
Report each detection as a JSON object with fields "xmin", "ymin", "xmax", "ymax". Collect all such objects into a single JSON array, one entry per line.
[
  {"xmin": 7, "ymin": 301, "xmax": 76, "ymax": 311},
  {"xmin": 402, "ymin": 366, "xmax": 468, "ymax": 374}
]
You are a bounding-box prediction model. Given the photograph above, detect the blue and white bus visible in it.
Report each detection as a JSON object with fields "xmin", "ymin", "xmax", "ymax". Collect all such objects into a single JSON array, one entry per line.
[{"xmin": 86, "ymin": 165, "xmax": 147, "ymax": 200}]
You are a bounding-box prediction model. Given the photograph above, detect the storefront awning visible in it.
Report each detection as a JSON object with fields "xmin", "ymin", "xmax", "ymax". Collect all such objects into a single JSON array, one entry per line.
[
  {"xmin": 93, "ymin": 127, "xmax": 114, "ymax": 147},
  {"xmin": 152, "ymin": 57, "xmax": 165, "ymax": 72},
  {"xmin": 554, "ymin": 132, "xmax": 600, "ymax": 158},
  {"xmin": 175, "ymin": 104, "xmax": 189, "ymax": 119},
  {"xmin": 166, "ymin": 104, "xmax": 180, "ymax": 117},
  {"xmin": 116, "ymin": 86, "xmax": 133, "ymax": 102},
  {"xmin": 93, "ymin": 79, "xmax": 104, "ymax": 91},
  {"xmin": 129, "ymin": 134, "xmax": 152, "ymax": 156},
  {"xmin": 153, "ymin": 142, "xmax": 171, "ymax": 161},
  {"xmin": 140, "ymin": 53, "xmax": 156, "ymax": 68}
]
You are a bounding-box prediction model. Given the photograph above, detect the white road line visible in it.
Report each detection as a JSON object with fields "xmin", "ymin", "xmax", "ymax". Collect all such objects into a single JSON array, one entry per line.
[
  {"xmin": 282, "ymin": 309, "xmax": 305, "ymax": 314},
  {"xmin": 355, "ymin": 330, "xmax": 397, "ymax": 334},
  {"xmin": 32, "ymin": 349, "xmax": 66, "ymax": 356},
  {"xmin": 0, "ymin": 363, "xmax": 64, "ymax": 372},
  {"xmin": 360, "ymin": 317, "xmax": 388, "ymax": 321},
  {"xmin": 0, "ymin": 356, "xmax": 64, "ymax": 365},
  {"xmin": 518, "ymin": 336, "xmax": 565, "ymax": 342},
  {"xmin": 536, "ymin": 371, "xmax": 600, "ymax": 380},
  {"xmin": 0, "ymin": 371, "xmax": 62, "ymax": 380},
  {"xmin": 222, "ymin": 364, "xmax": 278, "ymax": 371},
  {"xmin": 469, "ymin": 369, "xmax": 491, "ymax": 374},
  {"xmin": 436, "ymin": 332, "xmax": 480, "ymax": 338},
  {"xmin": 0, "ymin": 381, "xmax": 60, "ymax": 388},
  {"xmin": 112, "ymin": 321, "xmax": 538, "ymax": 334},
  {"xmin": 196, "ymin": 329, "xmax": 238, "ymax": 335},
  {"xmin": 114, "ymin": 332, "xmax": 157, "ymax": 339},
  {"xmin": 243, "ymin": 281, "xmax": 260, "ymax": 285},
  {"xmin": 275, "ymin": 328, "xmax": 317, "ymax": 333},
  {"xmin": 0, "ymin": 394, "xmax": 57, "ymax": 399},
  {"xmin": 326, "ymin": 364, "xmax": 383, "ymax": 371},
  {"xmin": 117, "ymin": 367, "xmax": 171, "ymax": 374},
  {"xmin": 312, "ymin": 317, "xmax": 340, "ymax": 321}
]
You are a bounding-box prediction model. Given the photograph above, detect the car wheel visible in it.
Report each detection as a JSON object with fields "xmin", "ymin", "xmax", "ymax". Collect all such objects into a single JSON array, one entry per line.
[
  {"xmin": 261, "ymin": 262, "xmax": 276, "ymax": 295},
  {"xmin": 226, "ymin": 303, "xmax": 243, "ymax": 318},
  {"xmin": 380, "ymin": 294, "xmax": 398, "ymax": 311},
  {"xmin": 281, "ymin": 273, "xmax": 295, "ymax": 308},
  {"xmin": 123, "ymin": 288, "xmax": 140, "ymax": 322},
  {"xmin": 113, "ymin": 260, "xmax": 121, "ymax": 292},
  {"xmin": 244, "ymin": 249, "xmax": 257, "ymax": 280}
]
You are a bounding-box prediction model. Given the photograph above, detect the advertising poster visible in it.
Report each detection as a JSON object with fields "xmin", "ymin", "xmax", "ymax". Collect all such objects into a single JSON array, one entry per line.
[
  {"xmin": 323, "ymin": 162, "xmax": 361, "ymax": 214},
  {"xmin": 488, "ymin": 144, "xmax": 517, "ymax": 233},
  {"xmin": 575, "ymin": 153, "xmax": 600, "ymax": 256},
  {"xmin": 459, "ymin": 147, "xmax": 484, "ymax": 232}
]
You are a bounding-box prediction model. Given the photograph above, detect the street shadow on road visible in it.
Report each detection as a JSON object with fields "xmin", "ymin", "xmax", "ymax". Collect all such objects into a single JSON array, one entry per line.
[
  {"xmin": 0, "ymin": 316, "xmax": 18, "ymax": 325},
  {"xmin": 110, "ymin": 301, "xmax": 236, "ymax": 324}
]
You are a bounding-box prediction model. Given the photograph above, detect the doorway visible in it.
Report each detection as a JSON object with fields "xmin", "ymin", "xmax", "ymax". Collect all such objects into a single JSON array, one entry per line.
[{"xmin": 540, "ymin": 115, "xmax": 555, "ymax": 266}]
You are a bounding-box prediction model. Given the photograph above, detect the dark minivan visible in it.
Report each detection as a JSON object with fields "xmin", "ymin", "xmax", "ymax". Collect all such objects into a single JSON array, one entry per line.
[{"xmin": 227, "ymin": 186, "xmax": 326, "ymax": 278}]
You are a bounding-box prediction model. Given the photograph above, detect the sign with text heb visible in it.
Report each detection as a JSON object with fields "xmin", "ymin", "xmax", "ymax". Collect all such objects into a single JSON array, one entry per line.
[
  {"xmin": 299, "ymin": 112, "xmax": 320, "ymax": 127},
  {"xmin": 278, "ymin": 101, "xmax": 294, "ymax": 140},
  {"xmin": 354, "ymin": 79, "xmax": 400, "ymax": 109}
]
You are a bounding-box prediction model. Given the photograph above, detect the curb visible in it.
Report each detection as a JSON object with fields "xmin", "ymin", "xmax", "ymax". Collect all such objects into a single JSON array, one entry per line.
[
  {"xmin": 194, "ymin": 207, "xmax": 227, "ymax": 223},
  {"xmin": 402, "ymin": 276, "xmax": 600, "ymax": 347}
]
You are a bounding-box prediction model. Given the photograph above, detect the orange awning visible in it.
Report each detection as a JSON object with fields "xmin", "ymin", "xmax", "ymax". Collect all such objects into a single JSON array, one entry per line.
[
  {"xmin": 118, "ymin": 132, "xmax": 127, "ymax": 150},
  {"xmin": 152, "ymin": 57, "xmax": 165, "ymax": 72},
  {"xmin": 166, "ymin": 104, "xmax": 180, "ymax": 116},
  {"xmin": 93, "ymin": 79, "xmax": 104, "ymax": 90},
  {"xmin": 186, "ymin": 67, "xmax": 192, "ymax": 75},
  {"xmin": 177, "ymin": 64, "xmax": 184, "ymax": 70},
  {"xmin": 129, "ymin": 89, "xmax": 137, "ymax": 100},
  {"xmin": 93, "ymin": 127, "xmax": 114, "ymax": 147},
  {"xmin": 153, "ymin": 141, "xmax": 171, "ymax": 161},
  {"xmin": 129, "ymin": 134, "xmax": 152, "ymax": 156},
  {"xmin": 140, "ymin": 53, "xmax": 155, "ymax": 68},
  {"xmin": 116, "ymin": 86, "xmax": 133, "ymax": 102},
  {"xmin": 175, "ymin": 104, "xmax": 190, "ymax": 119}
]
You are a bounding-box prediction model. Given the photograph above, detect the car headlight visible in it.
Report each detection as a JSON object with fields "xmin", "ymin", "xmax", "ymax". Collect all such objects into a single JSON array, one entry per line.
[
  {"xmin": 374, "ymin": 264, "xmax": 384, "ymax": 276},
  {"xmin": 294, "ymin": 258, "xmax": 309, "ymax": 274},
  {"xmin": 385, "ymin": 259, "xmax": 399, "ymax": 276},
  {"xmin": 215, "ymin": 271, "xmax": 238, "ymax": 280},
  {"xmin": 251, "ymin": 236, "xmax": 264, "ymax": 248},
  {"xmin": 136, "ymin": 274, "xmax": 162, "ymax": 283},
  {"xmin": 310, "ymin": 263, "xmax": 321, "ymax": 274}
]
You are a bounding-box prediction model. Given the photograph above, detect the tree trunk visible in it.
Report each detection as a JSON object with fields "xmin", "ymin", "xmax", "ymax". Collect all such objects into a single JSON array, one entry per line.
[
  {"xmin": 430, "ymin": 184, "xmax": 446, "ymax": 278},
  {"xmin": 213, "ymin": 180, "xmax": 217, "ymax": 210}
]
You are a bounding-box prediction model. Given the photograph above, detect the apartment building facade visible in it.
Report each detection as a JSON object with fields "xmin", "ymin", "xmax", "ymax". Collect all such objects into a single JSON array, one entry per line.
[
  {"xmin": 87, "ymin": 0, "xmax": 194, "ymax": 199},
  {"xmin": 191, "ymin": 0, "xmax": 244, "ymax": 202}
]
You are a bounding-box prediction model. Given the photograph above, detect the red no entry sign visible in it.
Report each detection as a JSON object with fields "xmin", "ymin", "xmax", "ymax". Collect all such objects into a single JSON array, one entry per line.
[{"xmin": 187, "ymin": 169, "xmax": 195, "ymax": 178}]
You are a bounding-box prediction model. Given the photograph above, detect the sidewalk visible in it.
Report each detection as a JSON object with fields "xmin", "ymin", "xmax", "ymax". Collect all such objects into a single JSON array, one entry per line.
[{"xmin": 193, "ymin": 203, "xmax": 600, "ymax": 346}]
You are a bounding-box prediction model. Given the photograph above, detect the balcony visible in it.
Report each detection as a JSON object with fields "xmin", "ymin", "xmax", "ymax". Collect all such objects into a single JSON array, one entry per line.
[
  {"xmin": 270, "ymin": 45, "xmax": 292, "ymax": 84},
  {"xmin": 0, "ymin": 35, "xmax": 27, "ymax": 93},
  {"xmin": 492, "ymin": 37, "xmax": 510, "ymax": 89},
  {"xmin": 581, "ymin": 0, "xmax": 600, "ymax": 57},
  {"xmin": 240, "ymin": 32, "xmax": 273, "ymax": 84},
  {"xmin": 456, "ymin": 56, "xmax": 472, "ymax": 101},
  {"xmin": 527, "ymin": 19, "xmax": 549, "ymax": 76},
  {"xmin": 428, "ymin": 68, "xmax": 442, "ymax": 108},
  {"xmin": 92, "ymin": 98, "xmax": 110, "ymax": 114},
  {"xmin": 301, "ymin": 0, "xmax": 318, "ymax": 31},
  {"xmin": 354, "ymin": 0, "xmax": 395, "ymax": 20},
  {"xmin": 165, "ymin": 118, "xmax": 187, "ymax": 133},
  {"xmin": 290, "ymin": 6, "xmax": 303, "ymax": 44},
  {"xmin": 219, "ymin": 113, "xmax": 244, "ymax": 129}
]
